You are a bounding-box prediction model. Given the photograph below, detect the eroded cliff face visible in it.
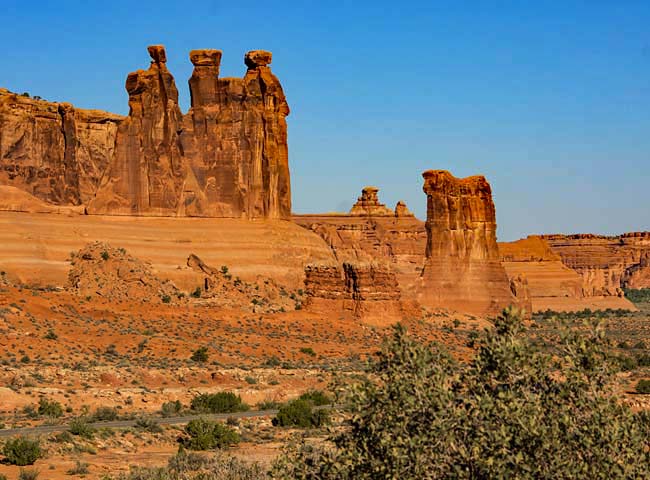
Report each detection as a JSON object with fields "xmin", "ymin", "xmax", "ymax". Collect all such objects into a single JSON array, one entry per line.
[
  {"xmin": 417, "ymin": 170, "xmax": 516, "ymax": 315},
  {"xmin": 542, "ymin": 232, "xmax": 650, "ymax": 295},
  {"xmin": 304, "ymin": 262, "xmax": 403, "ymax": 324},
  {"xmin": 294, "ymin": 187, "xmax": 427, "ymax": 297},
  {"xmin": 0, "ymin": 89, "xmax": 122, "ymax": 206},
  {"xmin": 2, "ymin": 45, "xmax": 291, "ymax": 219}
]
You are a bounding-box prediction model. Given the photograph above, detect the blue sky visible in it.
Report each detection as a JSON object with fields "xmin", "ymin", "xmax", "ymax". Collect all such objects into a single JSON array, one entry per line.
[{"xmin": 2, "ymin": 1, "xmax": 649, "ymax": 240}]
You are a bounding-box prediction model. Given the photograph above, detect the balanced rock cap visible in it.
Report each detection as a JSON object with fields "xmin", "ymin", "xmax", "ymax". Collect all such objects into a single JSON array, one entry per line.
[
  {"xmin": 245, "ymin": 50, "xmax": 272, "ymax": 68},
  {"xmin": 190, "ymin": 49, "xmax": 223, "ymax": 67},
  {"xmin": 147, "ymin": 45, "xmax": 167, "ymax": 63}
]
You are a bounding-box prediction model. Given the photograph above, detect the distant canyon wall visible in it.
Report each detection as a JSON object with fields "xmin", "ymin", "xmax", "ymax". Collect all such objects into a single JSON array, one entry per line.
[{"xmin": 0, "ymin": 45, "xmax": 291, "ymax": 219}]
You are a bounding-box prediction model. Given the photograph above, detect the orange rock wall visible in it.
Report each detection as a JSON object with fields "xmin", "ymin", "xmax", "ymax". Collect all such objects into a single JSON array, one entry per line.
[{"xmin": 0, "ymin": 89, "xmax": 122, "ymax": 206}]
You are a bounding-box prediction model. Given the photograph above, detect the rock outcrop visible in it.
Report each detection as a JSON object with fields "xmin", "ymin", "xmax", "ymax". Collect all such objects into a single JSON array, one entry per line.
[
  {"xmin": 304, "ymin": 262, "xmax": 403, "ymax": 323},
  {"xmin": 542, "ymin": 232, "xmax": 650, "ymax": 295},
  {"xmin": 417, "ymin": 170, "xmax": 515, "ymax": 315},
  {"xmin": 0, "ymin": 89, "xmax": 122, "ymax": 206},
  {"xmin": 349, "ymin": 186, "xmax": 394, "ymax": 216},
  {"xmin": 2, "ymin": 45, "xmax": 291, "ymax": 219},
  {"xmin": 294, "ymin": 186, "xmax": 427, "ymax": 298}
]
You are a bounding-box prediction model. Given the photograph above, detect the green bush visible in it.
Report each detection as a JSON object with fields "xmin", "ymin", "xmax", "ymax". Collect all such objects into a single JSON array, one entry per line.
[
  {"xmin": 299, "ymin": 347, "xmax": 316, "ymax": 357},
  {"xmin": 190, "ymin": 392, "xmax": 248, "ymax": 414},
  {"xmin": 69, "ymin": 417, "xmax": 95, "ymax": 439},
  {"xmin": 37, "ymin": 398, "xmax": 63, "ymax": 418},
  {"xmin": 2, "ymin": 437, "xmax": 42, "ymax": 466},
  {"xmin": 624, "ymin": 288, "xmax": 650, "ymax": 303},
  {"xmin": 636, "ymin": 379, "xmax": 650, "ymax": 394},
  {"xmin": 298, "ymin": 389, "xmax": 331, "ymax": 406},
  {"xmin": 181, "ymin": 418, "xmax": 240, "ymax": 450},
  {"xmin": 272, "ymin": 399, "xmax": 330, "ymax": 428},
  {"xmin": 135, "ymin": 417, "xmax": 163, "ymax": 433},
  {"xmin": 161, "ymin": 400, "xmax": 183, "ymax": 417},
  {"xmin": 273, "ymin": 308, "xmax": 650, "ymax": 478},
  {"xmin": 92, "ymin": 406, "xmax": 118, "ymax": 422},
  {"xmin": 18, "ymin": 469, "xmax": 39, "ymax": 480},
  {"xmin": 191, "ymin": 346, "xmax": 209, "ymax": 363}
]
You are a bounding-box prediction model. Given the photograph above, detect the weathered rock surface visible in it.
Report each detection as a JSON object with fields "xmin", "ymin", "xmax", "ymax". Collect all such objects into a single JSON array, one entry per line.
[
  {"xmin": 394, "ymin": 200, "xmax": 414, "ymax": 217},
  {"xmin": 0, "ymin": 88, "xmax": 122, "ymax": 206},
  {"xmin": 542, "ymin": 232, "xmax": 650, "ymax": 295},
  {"xmin": 349, "ymin": 186, "xmax": 394, "ymax": 216},
  {"xmin": 304, "ymin": 262, "xmax": 403, "ymax": 323},
  {"xmin": 67, "ymin": 242, "xmax": 180, "ymax": 303},
  {"xmin": 2, "ymin": 45, "xmax": 291, "ymax": 219},
  {"xmin": 417, "ymin": 170, "xmax": 515, "ymax": 315}
]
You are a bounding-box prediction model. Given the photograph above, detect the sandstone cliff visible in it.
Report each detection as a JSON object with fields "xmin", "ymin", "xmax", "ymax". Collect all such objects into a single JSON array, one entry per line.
[
  {"xmin": 542, "ymin": 232, "xmax": 650, "ymax": 295},
  {"xmin": 0, "ymin": 88, "xmax": 122, "ymax": 206},
  {"xmin": 2, "ymin": 45, "xmax": 291, "ymax": 219},
  {"xmin": 417, "ymin": 170, "xmax": 516, "ymax": 315},
  {"xmin": 349, "ymin": 186, "xmax": 394, "ymax": 216}
]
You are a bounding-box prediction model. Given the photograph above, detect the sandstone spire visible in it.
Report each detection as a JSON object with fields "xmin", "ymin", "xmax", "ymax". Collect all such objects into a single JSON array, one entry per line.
[{"xmin": 418, "ymin": 169, "xmax": 516, "ymax": 315}]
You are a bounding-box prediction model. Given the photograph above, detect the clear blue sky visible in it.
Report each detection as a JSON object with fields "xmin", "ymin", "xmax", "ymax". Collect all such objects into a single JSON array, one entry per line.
[{"xmin": 2, "ymin": 1, "xmax": 649, "ymax": 240}]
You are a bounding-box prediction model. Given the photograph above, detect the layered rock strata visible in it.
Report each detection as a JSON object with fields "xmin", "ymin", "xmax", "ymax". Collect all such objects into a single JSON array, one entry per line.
[
  {"xmin": 304, "ymin": 262, "xmax": 403, "ymax": 323},
  {"xmin": 349, "ymin": 186, "xmax": 394, "ymax": 216},
  {"xmin": 542, "ymin": 232, "xmax": 650, "ymax": 295},
  {"xmin": 0, "ymin": 89, "xmax": 122, "ymax": 206},
  {"xmin": 417, "ymin": 170, "xmax": 516, "ymax": 315},
  {"xmin": 1, "ymin": 44, "xmax": 291, "ymax": 219}
]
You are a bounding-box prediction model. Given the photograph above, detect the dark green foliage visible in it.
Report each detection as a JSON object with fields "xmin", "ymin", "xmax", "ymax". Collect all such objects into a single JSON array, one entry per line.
[
  {"xmin": 273, "ymin": 307, "xmax": 650, "ymax": 479},
  {"xmin": 272, "ymin": 399, "xmax": 330, "ymax": 428},
  {"xmin": 92, "ymin": 406, "xmax": 118, "ymax": 421},
  {"xmin": 135, "ymin": 417, "xmax": 163, "ymax": 433},
  {"xmin": 298, "ymin": 390, "xmax": 331, "ymax": 406},
  {"xmin": 161, "ymin": 400, "xmax": 183, "ymax": 417},
  {"xmin": 100, "ymin": 251, "xmax": 110, "ymax": 261},
  {"xmin": 299, "ymin": 347, "xmax": 316, "ymax": 357},
  {"xmin": 190, "ymin": 287, "xmax": 202, "ymax": 298},
  {"xmin": 37, "ymin": 398, "xmax": 63, "ymax": 418},
  {"xmin": 191, "ymin": 346, "xmax": 209, "ymax": 363},
  {"xmin": 68, "ymin": 417, "xmax": 96, "ymax": 439},
  {"xmin": 636, "ymin": 379, "xmax": 650, "ymax": 394},
  {"xmin": 190, "ymin": 392, "xmax": 249, "ymax": 414},
  {"xmin": 44, "ymin": 329, "xmax": 58, "ymax": 340},
  {"xmin": 181, "ymin": 418, "xmax": 240, "ymax": 450},
  {"xmin": 624, "ymin": 288, "xmax": 650, "ymax": 303},
  {"xmin": 2, "ymin": 437, "xmax": 42, "ymax": 466},
  {"xmin": 161, "ymin": 294, "xmax": 172, "ymax": 304}
]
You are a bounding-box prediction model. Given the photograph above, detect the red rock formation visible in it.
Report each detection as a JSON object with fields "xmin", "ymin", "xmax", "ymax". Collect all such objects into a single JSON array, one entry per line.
[
  {"xmin": 2, "ymin": 45, "xmax": 291, "ymax": 219},
  {"xmin": 418, "ymin": 170, "xmax": 515, "ymax": 315},
  {"xmin": 304, "ymin": 262, "xmax": 403, "ymax": 323},
  {"xmin": 349, "ymin": 186, "xmax": 394, "ymax": 216},
  {"xmin": 89, "ymin": 46, "xmax": 185, "ymax": 215},
  {"xmin": 0, "ymin": 88, "xmax": 122, "ymax": 206},
  {"xmin": 394, "ymin": 200, "xmax": 414, "ymax": 217},
  {"xmin": 542, "ymin": 232, "xmax": 650, "ymax": 295},
  {"xmin": 180, "ymin": 49, "xmax": 291, "ymax": 218}
]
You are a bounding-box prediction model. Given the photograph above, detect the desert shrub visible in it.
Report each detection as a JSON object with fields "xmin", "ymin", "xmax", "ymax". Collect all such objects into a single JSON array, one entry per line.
[
  {"xmin": 100, "ymin": 251, "xmax": 110, "ymax": 261},
  {"xmin": 37, "ymin": 398, "xmax": 63, "ymax": 418},
  {"xmin": 44, "ymin": 329, "xmax": 58, "ymax": 340},
  {"xmin": 2, "ymin": 437, "xmax": 42, "ymax": 466},
  {"xmin": 92, "ymin": 406, "xmax": 119, "ymax": 422},
  {"xmin": 161, "ymin": 400, "xmax": 183, "ymax": 417},
  {"xmin": 67, "ymin": 460, "xmax": 90, "ymax": 475},
  {"xmin": 636, "ymin": 379, "xmax": 650, "ymax": 394},
  {"xmin": 161, "ymin": 294, "xmax": 172, "ymax": 304},
  {"xmin": 272, "ymin": 399, "xmax": 330, "ymax": 428},
  {"xmin": 299, "ymin": 347, "xmax": 316, "ymax": 357},
  {"xmin": 190, "ymin": 392, "xmax": 248, "ymax": 414},
  {"xmin": 298, "ymin": 389, "xmax": 331, "ymax": 406},
  {"xmin": 0, "ymin": 473, "xmax": 7, "ymax": 480},
  {"xmin": 244, "ymin": 376, "xmax": 257, "ymax": 385},
  {"xmin": 18, "ymin": 469, "xmax": 39, "ymax": 480},
  {"xmin": 624, "ymin": 288, "xmax": 650, "ymax": 303},
  {"xmin": 257, "ymin": 400, "xmax": 283, "ymax": 410},
  {"xmin": 191, "ymin": 346, "xmax": 209, "ymax": 363},
  {"xmin": 135, "ymin": 417, "xmax": 163, "ymax": 433},
  {"xmin": 181, "ymin": 418, "xmax": 240, "ymax": 450},
  {"xmin": 69, "ymin": 417, "xmax": 95, "ymax": 439},
  {"xmin": 105, "ymin": 449, "xmax": 265, "ymax": 479},
  {"xmin": 190, "ymin": 287, "xmax": 202, "ymax": 298},
  {"xmin": 272, "ymin": 308, "xmax": 650, "ymax": 479}
]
